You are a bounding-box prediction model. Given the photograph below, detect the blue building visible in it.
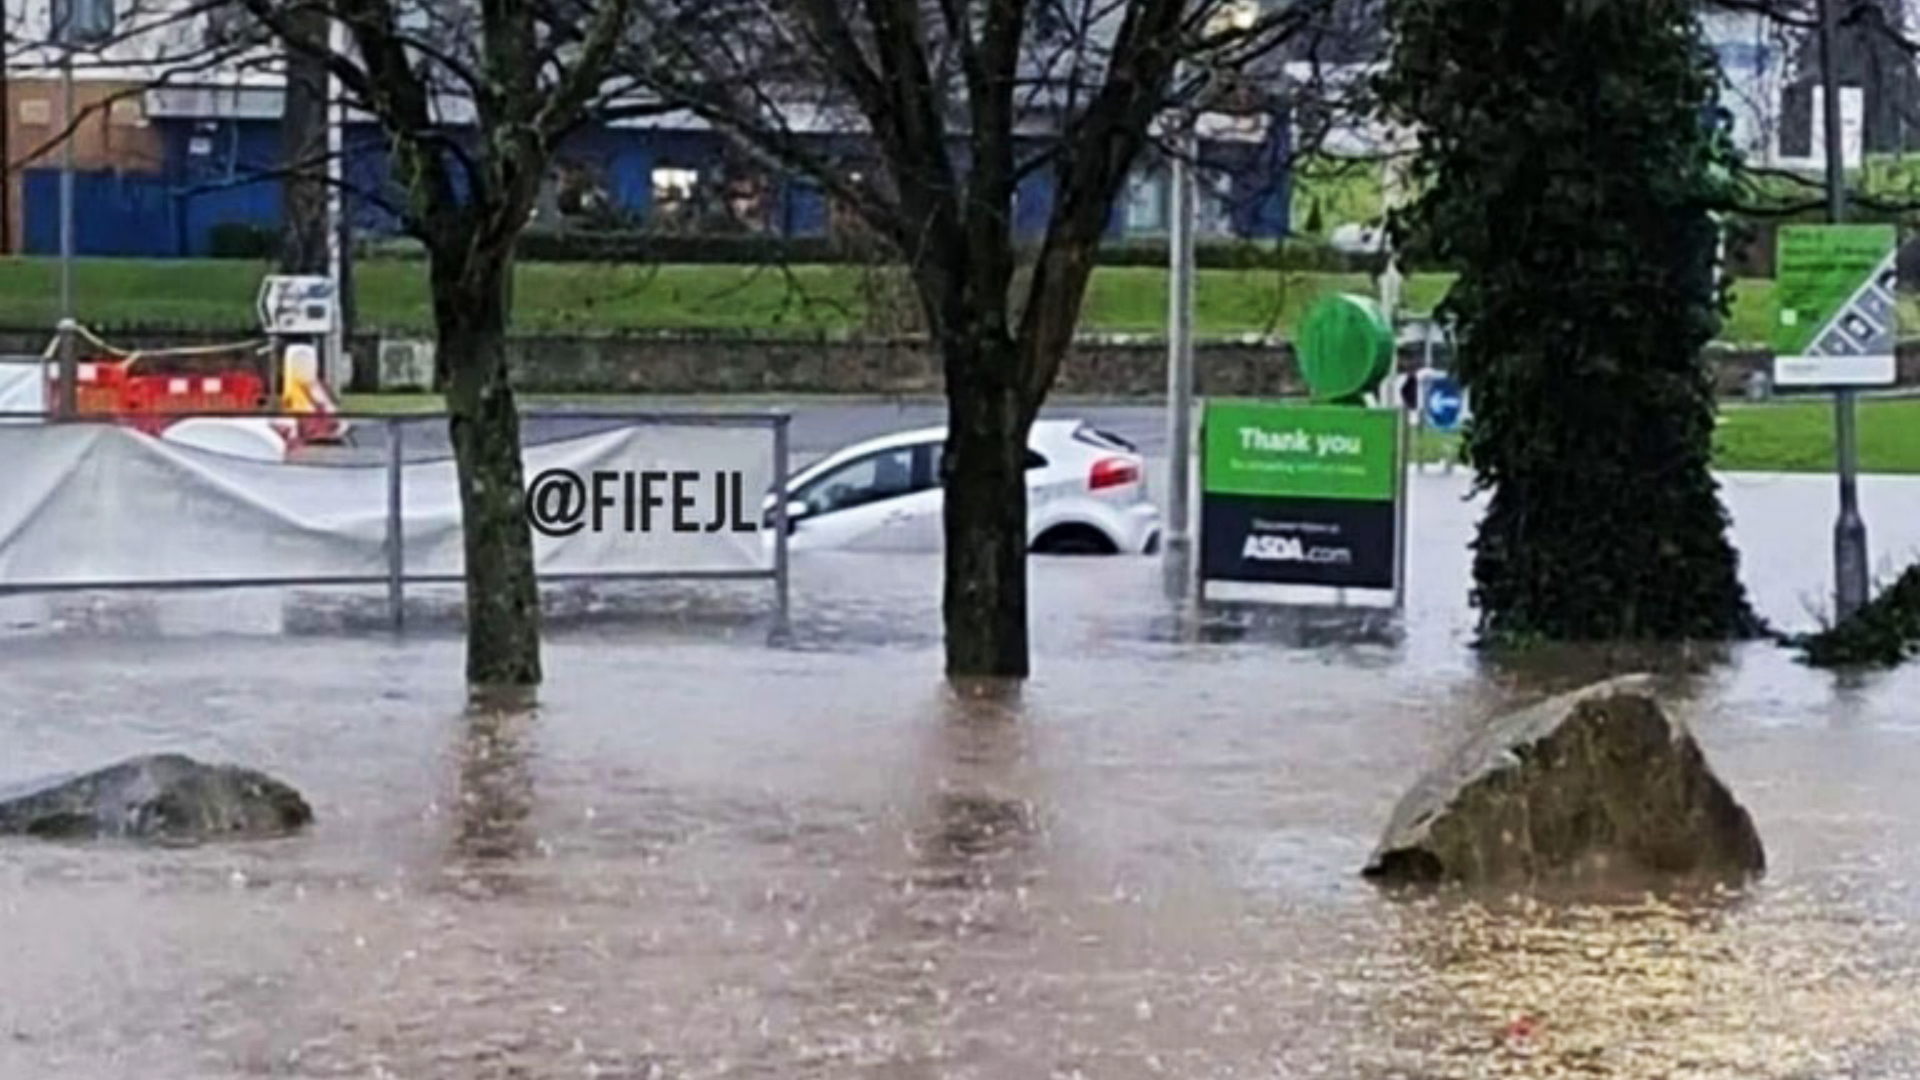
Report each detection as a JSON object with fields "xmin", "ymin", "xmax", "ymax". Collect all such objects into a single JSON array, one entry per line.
[{"xmin": 21, "ymin": 81, "xmax": 1293, "ymax": 258}]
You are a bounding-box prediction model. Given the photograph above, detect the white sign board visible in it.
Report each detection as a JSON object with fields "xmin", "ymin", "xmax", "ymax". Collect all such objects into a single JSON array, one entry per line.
[
  {"xmin": 257, "ymin": 276, "xmax": 337, "ymax": 336},
  {"xmin": 1773, "ymin": 354, "xmax": 1898, "ymax": 388}
]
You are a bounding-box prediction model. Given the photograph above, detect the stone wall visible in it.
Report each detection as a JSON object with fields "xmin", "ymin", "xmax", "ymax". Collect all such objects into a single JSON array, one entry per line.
[
  {"xmin": 3, "ymin": 327, "xmax": 1916, "ymax": 399},
  {"xmin": 355, "ymin": 332, "xmax": 1920, "ymax": 400}
]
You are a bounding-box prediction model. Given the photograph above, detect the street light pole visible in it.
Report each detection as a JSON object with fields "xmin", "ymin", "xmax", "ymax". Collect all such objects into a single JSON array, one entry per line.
[
  {"xmin": 1163, "ymin": 83, "xmax": 1197, "ymax": 600},
  {"xmin": 1819, "ymin": 0, "xmax": 1870, "ymax": 621},
  {"xmin": 325, "ymin": 13, "xmax": 347, "ymax": 388},
  {"xmin": 57, "ymin": 26, "xmax": 77, "ymax": 418},
  {"xmin": 1, "ymin": 12, "xmax": 14, "ymax": 256}
]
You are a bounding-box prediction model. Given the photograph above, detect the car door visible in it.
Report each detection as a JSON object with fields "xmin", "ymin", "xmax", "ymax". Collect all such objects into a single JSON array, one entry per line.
[
  {"xmin": 786, "ymin": 445, "xmax": 926, "ymax": 552},
  {"xmin": 921, "ymin": 441, "xmax": 1050, "ymax": 547},
  {"xmin": 877, "ymin": 440, "xmax": 947, "ymax": 549}
]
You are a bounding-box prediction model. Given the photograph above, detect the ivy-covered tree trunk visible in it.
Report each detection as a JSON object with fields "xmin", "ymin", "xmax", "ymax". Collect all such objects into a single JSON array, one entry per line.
[
  {"xmin": 1379, "ymin": 0, "xmax": 1759, "ymax": 642},
  {"xmin": 432, "ymin": 246, "xmax": 542, "ymax": 687}
]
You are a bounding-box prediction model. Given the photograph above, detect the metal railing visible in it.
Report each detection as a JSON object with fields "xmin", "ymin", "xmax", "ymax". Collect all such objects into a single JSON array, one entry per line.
[{"xmin": 0, "ymin": 408, "xmax": 794, "ymax": 637}]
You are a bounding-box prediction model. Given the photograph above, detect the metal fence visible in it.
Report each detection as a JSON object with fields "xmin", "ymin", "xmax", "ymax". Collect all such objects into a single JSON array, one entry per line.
[{"xmin": 0, "ymin": 408, "xmax": 793, "ymax": 636}]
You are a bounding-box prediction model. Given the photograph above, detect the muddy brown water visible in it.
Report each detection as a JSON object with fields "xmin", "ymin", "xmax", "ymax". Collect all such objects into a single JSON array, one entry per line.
[{"xmin": 3, "ymin": 472, "xmax": 1920, "ymax": 1078}]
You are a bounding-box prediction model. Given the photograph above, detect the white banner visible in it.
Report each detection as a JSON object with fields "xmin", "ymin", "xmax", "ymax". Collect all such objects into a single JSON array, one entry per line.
[{"xmin": 0, "ymin": 422, "xmax": 775, "ymax": 587}]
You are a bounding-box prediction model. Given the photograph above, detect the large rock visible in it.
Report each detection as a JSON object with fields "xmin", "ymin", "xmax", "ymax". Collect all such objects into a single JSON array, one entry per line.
[
  {"xmin": 1363, "ymin": 676, "xmax": 1764, "ymax": 887},
  {"xmin": 0, "ymin": 753, "xmax": 312, "ymax": 843}
]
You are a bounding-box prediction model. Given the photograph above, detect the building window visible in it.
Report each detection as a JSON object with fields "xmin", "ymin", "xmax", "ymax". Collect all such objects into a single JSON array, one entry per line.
[
  {"xmin": 1199, "ymin": 174, "xmax": 1234, "ymax": 238},
  {"xmin": 1125, "ymin": 171, "xmax": 1167, "ymax": 234},
  {"xmin": 651, "ymin": 167, "xmax": 699, "ymax": 224}
]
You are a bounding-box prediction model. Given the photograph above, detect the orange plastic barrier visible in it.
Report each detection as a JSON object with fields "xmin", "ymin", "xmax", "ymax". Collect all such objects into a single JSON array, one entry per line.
[{"xmin": 43, "ymin": 327, "xmax": 299, "ymax": 439}]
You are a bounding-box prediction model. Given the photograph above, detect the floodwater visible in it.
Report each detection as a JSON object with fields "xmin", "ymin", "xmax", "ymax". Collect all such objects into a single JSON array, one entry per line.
[{"xmin": 3, "ymin": 471, "xmax": 1920, "ymax": 1079}]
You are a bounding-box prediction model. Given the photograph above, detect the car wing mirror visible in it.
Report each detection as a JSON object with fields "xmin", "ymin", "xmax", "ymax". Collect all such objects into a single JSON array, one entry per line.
[{"xmin": 778, "ymin": 500, "xmax": 809, "ymax": 534}]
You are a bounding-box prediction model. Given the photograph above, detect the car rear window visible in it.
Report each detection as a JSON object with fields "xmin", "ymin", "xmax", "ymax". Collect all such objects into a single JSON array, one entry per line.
[
  {"xmin": 928, "ymin": 443, "xmax": 1048, "ymax": 481},
  {"xmin": 1072, "ymin": 424, "xmax": 1135, "ymax": 453}
]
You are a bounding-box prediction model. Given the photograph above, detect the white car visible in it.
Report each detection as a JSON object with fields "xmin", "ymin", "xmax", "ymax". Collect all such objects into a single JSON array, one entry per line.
[{"xmin": 764, "ymin": 420, "xmax": 1161, "ymax": 555}]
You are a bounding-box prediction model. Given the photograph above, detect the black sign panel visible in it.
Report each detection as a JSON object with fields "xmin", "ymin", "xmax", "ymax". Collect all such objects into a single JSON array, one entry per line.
[{"xmin": 1200, "ymin": 496, "xmax": 1398, "ymax": 590}]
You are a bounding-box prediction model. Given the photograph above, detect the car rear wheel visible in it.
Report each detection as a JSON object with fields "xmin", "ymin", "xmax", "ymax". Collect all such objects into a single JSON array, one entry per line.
[{"xmin": 1031, "ymin": 523, "xmax": 1118, "ymax": 556}]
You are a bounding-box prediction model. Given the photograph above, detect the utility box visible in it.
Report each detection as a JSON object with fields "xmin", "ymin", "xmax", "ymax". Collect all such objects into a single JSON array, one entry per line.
[{"xmin": 377, "ymin": 338, "xmax": 437, "ymax": 392}]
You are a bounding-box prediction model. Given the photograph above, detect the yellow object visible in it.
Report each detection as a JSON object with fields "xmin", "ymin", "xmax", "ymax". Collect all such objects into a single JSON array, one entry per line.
[
  {"xmin": 280, "ymin": 344, "xmax": 323, "ymax": 414},
  {"xmin": 282, "ymin": 376, "xmax": 317, "ymax": 414}
]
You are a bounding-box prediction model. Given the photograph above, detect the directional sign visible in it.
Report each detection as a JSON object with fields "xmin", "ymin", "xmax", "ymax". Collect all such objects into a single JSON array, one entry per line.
[
  {"xmin": 1774, "ymin": 225, "xmax": 1899, "ymax": 388},
  {"xmin": 1423, "ymin": 375, "xmax": 1465, "ymax": 433},
  {"xmin": 257, "ymin": 276, "xmax": 338, "ymax": 336}
]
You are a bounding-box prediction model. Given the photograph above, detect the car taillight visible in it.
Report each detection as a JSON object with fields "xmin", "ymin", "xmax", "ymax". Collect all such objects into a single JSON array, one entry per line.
[{"xmin": 1089, "ymin": 457, "xmax": 1140, "ymax": 491}]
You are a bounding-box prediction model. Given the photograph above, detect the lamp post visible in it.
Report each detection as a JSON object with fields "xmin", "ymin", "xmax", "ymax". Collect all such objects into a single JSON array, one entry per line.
[
  {"xmin": 1163, "ymin": 0, "xmax": 1258, "ymax": 601},
  {"xmin": 1163, "ymin": 78, "xmax": 1197, "ymax": 599},
  {"xmin": 1, "ymin": 12, "xmax": 13, "ymax": 256},
  {"xmin": 56, "ymin": 17, "xmax": 77, "ymax": 417},
  {"xmin": 325, "ymin": 13, "xmax": 347, "ymax": 387},
  {"xmin": 51, "ymin": 0, "xmax": 112, "ymax": 418},
  {"xmin": 1818, "ymin": 0, "xmax": 1869, "ymax": 621}
]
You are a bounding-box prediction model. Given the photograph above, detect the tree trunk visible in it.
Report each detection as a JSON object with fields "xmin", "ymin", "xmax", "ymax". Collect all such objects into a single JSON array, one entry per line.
[
  {"xmin": 279, "ymin": 11, "xmax": 330, "ymax": 276},
  {"xmin": 940, "ymin": 335, "xmax": 1031, "ymax": 680},
  {"xmin": 433, "ymin": 248, "xmax": 542, "ymax": 689}
]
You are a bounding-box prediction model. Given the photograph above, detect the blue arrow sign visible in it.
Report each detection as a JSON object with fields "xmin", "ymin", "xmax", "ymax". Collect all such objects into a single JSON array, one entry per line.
[{"xmin": 1425, "ymin": 376, "xmax": 1465, "ymax": 433}]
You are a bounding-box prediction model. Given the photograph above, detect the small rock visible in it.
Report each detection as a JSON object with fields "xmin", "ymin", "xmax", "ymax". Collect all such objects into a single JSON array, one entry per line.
[{"xmin": 0, "ymin": 754, "xmax": 312, "ymax": 844}]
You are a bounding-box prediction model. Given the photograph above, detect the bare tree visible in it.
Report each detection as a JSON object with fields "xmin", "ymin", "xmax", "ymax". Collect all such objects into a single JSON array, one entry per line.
[
  {"xmin": 234, "ymin": 0, "xmax": 641, "ymax": 689},
  {"xmin": 624, "ymin": 0, "xmax": 1330, "ymax": 680},
  {"xmin": 277, "ymin": 7, "xmax": 331, "ymax": 274}
]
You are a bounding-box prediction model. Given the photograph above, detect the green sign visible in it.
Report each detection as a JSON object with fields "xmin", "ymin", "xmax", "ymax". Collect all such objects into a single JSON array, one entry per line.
[
  {"xmin": 1202, "ymin": 401, "xmax": 1399, "ymax": 501},
  {"xmin": 1773, "ymin": 224, "xmax": 1899, "ymax": 387}
]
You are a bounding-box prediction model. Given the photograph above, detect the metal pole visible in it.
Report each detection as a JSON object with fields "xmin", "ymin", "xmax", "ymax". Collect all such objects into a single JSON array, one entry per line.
[
  {"xmin": 1417, "ymin": 325, "xmax": 1432, "ymax": 474},
  {"xmin": 1820, "ymin": 0, "xmax": 1870, "ymax": 621},
  {"xmin": 1163, "ymin": 85, "xmax": 1197, "ymax": 601},
  {"xmin": 771, "ymin": 416, "xmax": 791, "ymax": 642},
  {"xmin": 1, "ymin": 11, "xmax": 13, "ymax": 256},
  {"xmin": 56, "ymin": 40, "xmax": 77, "ymax": 418},
  {"xmin": 325, "ymin": 14, "xmax": 347, "ymax": 388},
  {"xmin": 386, "ymin": 419, "xmax": 405, "ymax": 630},
  {"xmin": 1393, "ymin": 405, "xmax": 1409, "ymax": 613}
]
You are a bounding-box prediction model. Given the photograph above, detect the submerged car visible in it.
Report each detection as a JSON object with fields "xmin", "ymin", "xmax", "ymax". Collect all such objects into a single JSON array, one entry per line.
[{"xmin": 764, "ymin": 420, "xmax": 1160, "ymax": 555}]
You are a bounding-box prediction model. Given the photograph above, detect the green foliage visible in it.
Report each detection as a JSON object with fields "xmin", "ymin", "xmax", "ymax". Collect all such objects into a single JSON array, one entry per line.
[
  {"xmin": 1379, "ymin": 0, "xmax": 1760, "ymax": 642},
  {"xmin": 1800, "ymin": 565, "xmax": 1920, "ymax": 668},
  {"xmin": 1289, "ymin": 155, "xmax": 1387, "ymax": 236}
]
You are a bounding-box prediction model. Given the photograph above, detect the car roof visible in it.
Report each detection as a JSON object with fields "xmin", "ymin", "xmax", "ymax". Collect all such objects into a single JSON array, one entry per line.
[
  {"xmin": 787, "ymin": 418, "xmax": 1088, "ymax": 484},
  {"xmin": 831, "ymin": 419, "xmax": 1082, "ymax": 454}
]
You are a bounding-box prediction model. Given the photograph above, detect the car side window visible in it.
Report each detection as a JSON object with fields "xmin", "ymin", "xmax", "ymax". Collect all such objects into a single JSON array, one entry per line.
[
  {"xmin": 792, "ymin": 447, "xmax": 918, "ymax": 517},
  {"xmin": 926, "ymin": 442, "xmax": 1048, "ymax": 485}
]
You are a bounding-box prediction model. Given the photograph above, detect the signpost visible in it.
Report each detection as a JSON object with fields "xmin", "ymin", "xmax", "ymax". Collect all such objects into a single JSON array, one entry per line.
[
  {"xmin": 1198, "ymin": 400, "xmax": 1407, "ymax": 605},
  {"xmin": 1773, "ymin": 223, "xmax": 1896, "ymax": 620},
  {"xmin": 1186, "ymin": 293, "xmax": 1409, "ymax": 609},
  {"xmin": 1423, "ymin": 374, "xmax": 1465, "ymax": 434}
]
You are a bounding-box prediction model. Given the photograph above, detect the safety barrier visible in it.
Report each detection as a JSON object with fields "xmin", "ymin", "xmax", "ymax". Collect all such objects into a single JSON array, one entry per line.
[
  {"xmin": 35, "ymin": 326, "xmax": 345, "ymax": 444},
  {"xmin": 0, "ymin": 408, "xmax": 794, "ymax": 637}
]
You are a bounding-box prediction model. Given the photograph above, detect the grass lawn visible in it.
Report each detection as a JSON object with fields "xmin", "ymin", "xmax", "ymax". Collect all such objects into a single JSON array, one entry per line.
[
  {"xmin": 0, "ymin": 256, "xmax": 1795, "ymax": 345},
  {"xmin": 1409, "ymin": 396, "xmax": 1920, "ymax": 475}
]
